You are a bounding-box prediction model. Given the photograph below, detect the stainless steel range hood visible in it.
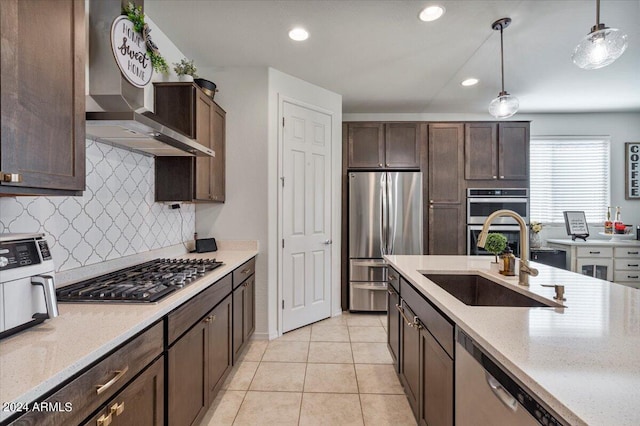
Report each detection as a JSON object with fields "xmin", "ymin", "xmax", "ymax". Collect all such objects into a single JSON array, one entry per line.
[{"xmin": 86, "ymin": 0, "xmax": 213, "ymax": 157}]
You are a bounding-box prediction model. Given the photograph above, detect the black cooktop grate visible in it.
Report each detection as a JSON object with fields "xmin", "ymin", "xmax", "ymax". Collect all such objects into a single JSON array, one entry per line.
[{"xmin": 56, "ymin": 258, "xmax": 223, "ymax": 303}]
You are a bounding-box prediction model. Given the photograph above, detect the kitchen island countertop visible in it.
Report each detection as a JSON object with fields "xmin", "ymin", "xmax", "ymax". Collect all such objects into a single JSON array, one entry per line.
[
  {"xmin": 0, "ymin": 248, "xmax": 257, "ymax": 423},
  {"xmin": 384, "ymin": 255, "xmax": 640, "ymax": 426}
]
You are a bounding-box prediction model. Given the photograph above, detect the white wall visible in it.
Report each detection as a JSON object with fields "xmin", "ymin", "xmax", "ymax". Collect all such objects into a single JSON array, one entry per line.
[
  {"xmin": 267, "ymin": 68, "xmax": 343, "ymax": 338},
  {"xmin": 193, "ymin": 67, "xmax": 342, "ymax": 340},
  {"xmin": 344, "ymin": 111, "xmax": 640, "ymax": 234},
  {"xmin": 194, "ymin": 67, "xmax": 270, "ymax": 338}
]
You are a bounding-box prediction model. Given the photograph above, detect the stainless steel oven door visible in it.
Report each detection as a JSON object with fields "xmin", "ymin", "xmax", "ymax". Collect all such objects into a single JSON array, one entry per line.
[
  {"xmin": 467, "ymin": 198, "xmax": 529, "ymax": 224},
  {"xmin": 467, "ymin": 225, "xmax": 521, "ymax": 257}
]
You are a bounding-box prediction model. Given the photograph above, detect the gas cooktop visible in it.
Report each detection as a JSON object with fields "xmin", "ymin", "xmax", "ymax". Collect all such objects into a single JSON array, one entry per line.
[{"xmin": 56, "ymin": 258, "xmax": 223, "ymax": 303}]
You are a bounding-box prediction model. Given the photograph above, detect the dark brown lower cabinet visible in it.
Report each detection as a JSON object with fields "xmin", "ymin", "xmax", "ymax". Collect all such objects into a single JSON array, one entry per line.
[
  {"xmin": 84, "ymin": 356, "xmax": 164, "ymax": 426},
  {"xmin": 399, "ymin": 300, "xmax": 420, "ymax": 419},
  {"xmin": 168, "ymin": 293, "xmax": 233, "ymax": 426},
  {"xmin": 168, "ymin": 319, "xmax": 208, "ymax": 426},
  {"xmin": 387, "ymin": 285, "xmax": 400, "ymax": 370},
  {"xmin": 420, "ymin": 329, "xmax": 454, "ymax": 426},
  {"xmin": 233, "ymin": 275, "xmax": 255, "ymax": 362},
  {"xmin": 208, "ymin": 295, "xmax": 233, "ymax": 400}
]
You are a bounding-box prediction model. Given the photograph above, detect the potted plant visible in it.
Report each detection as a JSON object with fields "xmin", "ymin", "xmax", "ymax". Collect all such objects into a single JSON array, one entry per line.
[
  {"xmin": 484, "ymin": 233, "xmax": 508, "ymax": 264},
  {"xmin": 173, "ymin": 58, "xmax": 198, "ymax": 81}
]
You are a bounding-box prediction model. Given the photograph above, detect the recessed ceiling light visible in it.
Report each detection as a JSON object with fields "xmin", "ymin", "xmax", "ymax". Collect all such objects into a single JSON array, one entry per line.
[
  {"xmin": 419, "ymin": 5, "xmax": 445, "ymax": 22},
  {"xmin": 289, "ymin": 27, "xmax": 309, "ymax": 41},
  {"xmin": 461, "ymin": 78, "xmax": 479, "ymax": 87}
]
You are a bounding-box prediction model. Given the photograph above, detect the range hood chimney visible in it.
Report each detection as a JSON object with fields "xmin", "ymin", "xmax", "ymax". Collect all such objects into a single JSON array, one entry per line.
[{"xmin": 86, "ymin": 0, "xmax": 213, "ymax": 157}]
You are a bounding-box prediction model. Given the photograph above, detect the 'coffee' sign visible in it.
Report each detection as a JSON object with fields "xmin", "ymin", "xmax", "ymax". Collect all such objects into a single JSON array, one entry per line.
[
  {"xmin": 627, "ymin": 142, "xmax": 640, "ymax": 200},
  {"xmin": 110, "ymin": 16, "xmax": 152, "ymax": 88}
]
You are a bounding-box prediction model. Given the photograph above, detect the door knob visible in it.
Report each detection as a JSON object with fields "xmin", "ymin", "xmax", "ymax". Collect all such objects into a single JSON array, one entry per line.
[{"xmin": 323, "ymin": 240, "xmax": 333, "ymax": 245}]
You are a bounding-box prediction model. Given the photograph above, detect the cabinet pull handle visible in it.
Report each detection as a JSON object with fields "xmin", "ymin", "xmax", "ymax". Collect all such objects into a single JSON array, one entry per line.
[
  {"xmin": 387, "ymin": 289, "xmax": 394, "ymax": 296},
  {"xmin": 378, "ymin": 163, "xmax": 383, "ymax": 167},
  {"xmin": 97, "ymin": 413, "xmax": 112, "ymax": 426},
  {"xmin": 241, "ymin": 268, "xmax": 251, "ymax": 274},
  {"xmin": 203, "ymin": 314, "xmax": 216, "ymax": 323},
  {"xmin": 96, "ymin": 366, "xmax": 129, "ymax": 395},
  {"xmin": 395, "ymin": 304, "xmax": 422, "ymax": 329},
  {"xmin": 589, "ymin": 251, "xmax": 601, "ymax": 254},
  {"xmin": 492, "ymin": 175, "xmax": 497, "ymax": 179},
  {"xmin": 629, "ymin": 252, "xmax": 639, "ymax": 255},
  {"xmin": 0, "ymin": 172, "xmax": 23, "ymax": 183},
  {"xmin": 629, "ymin": 264, "xmax": 639, "ymax": 267},
  {"xmin": 629, "ymin": 276, "xmax": 639, "ymax": 279},
  {"xmin": 499, "ymin": 175, "xmax": 505, "ymax": 179},
  {"xmin": 388, "ymin": 275, "xmax": 397, "ymax": 281},
  {"xmin": 110, "ymin": 402, "xmax": 125, "ymax": 416}
]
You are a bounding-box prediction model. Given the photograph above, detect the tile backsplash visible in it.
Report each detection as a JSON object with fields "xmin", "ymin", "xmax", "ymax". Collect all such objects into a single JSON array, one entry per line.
[{"xmin": 0, "ymin": 140, "xmax": 195, "ymax": 272}]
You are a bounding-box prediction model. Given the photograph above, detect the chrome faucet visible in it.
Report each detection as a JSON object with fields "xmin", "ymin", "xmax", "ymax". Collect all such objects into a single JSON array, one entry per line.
[{"xmin": 477, "ymin": 209, "xmax": 539, "ymax": 286}]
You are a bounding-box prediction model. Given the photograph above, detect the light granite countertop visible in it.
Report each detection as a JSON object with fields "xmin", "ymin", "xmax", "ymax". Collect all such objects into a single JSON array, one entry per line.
[
  {"xmin": 0, "ymin": 247, "xmax": 257, "ymax": 423},
  {"xmin": 384, "ymin": 255, "xmax": 640, "ymax": 426},
  {"xmin": 547, "ymin": 238, "xmax": 640, "ymax": 247}
]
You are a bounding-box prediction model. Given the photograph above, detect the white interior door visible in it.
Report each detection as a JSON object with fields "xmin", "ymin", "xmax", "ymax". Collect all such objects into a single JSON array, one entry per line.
[{"xmin": 281, "ymin": 101, "xmax": 332, "ymax": 332}]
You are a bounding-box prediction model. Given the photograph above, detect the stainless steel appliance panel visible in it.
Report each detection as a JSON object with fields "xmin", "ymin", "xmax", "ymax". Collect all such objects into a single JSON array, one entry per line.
[
  {"xmin": 456, "ymin": 329, "xmax": 563, "ymax": 426},
  {"xmin": 467, "ymin": 225, "xmax": 521, "ymax": 257},
  {"xmin": 387, "ymin": 172, "xmax": 423, "ymax": 255},
  {"xmin": 350, "ymin": 259, "xmax": 388, "ymax": 282},
  {"xmin": 466, "ymin": 188, "xmax": 529, "ymax": 225},
  {"xmin": 349, "ymin": 282, "xmax": 387, "ymax": 311},
  {"xmin": 349, "ymin": 172, "xmax": 384, "ymax": 258}
]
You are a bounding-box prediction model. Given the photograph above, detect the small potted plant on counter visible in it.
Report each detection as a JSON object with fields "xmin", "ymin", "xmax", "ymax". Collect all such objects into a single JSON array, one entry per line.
[
  {"xmin": 484, "ymin": 233, "xmax": 507, "ymax": 265},
  {"xmin": 173, "ymin": 58, "xmax": 198, "ymax": 82}
]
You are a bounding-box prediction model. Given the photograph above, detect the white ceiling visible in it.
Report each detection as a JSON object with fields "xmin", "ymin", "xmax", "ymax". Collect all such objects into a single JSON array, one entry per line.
[{"xmin": 146, "ymin": 0, "xmax": 640, "ymax": 114}]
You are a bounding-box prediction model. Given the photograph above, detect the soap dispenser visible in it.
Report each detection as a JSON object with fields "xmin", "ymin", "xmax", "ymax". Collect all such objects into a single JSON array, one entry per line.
[{"xmin": 500, "ymin": 246, "xmax": 516, "ymax": 276}]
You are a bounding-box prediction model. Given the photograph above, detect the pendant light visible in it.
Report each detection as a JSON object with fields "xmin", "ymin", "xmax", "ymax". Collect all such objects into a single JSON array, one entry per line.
[
  {"xmin": 488, "ymin": 18, "xmax": 518, "ymax": 120},
  {"xmin": 572, "ymin": 0, "xmax": 628, "ymax": 70}
]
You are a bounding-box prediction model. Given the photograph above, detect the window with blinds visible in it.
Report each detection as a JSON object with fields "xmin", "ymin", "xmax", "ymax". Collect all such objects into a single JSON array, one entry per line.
[{"xmin": 530, "ymin": 137, "xmax": 610, "ymax": 224}]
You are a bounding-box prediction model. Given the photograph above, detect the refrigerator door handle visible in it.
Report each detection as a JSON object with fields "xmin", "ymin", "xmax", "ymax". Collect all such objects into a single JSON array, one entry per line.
[
  {"xmin": 387, "ymin": 172, "xmax": 396, "ymax": 255},
  {"xmin": 380, "ymin": 173, "xmax": 387, "ymax": 255}
]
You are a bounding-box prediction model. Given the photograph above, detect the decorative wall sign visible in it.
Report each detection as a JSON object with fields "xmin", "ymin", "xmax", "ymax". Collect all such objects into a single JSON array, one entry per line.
[
  {"xmin": 111, "ymin": 15, "xmax": 152, "ymax": 87},
  {"xmin": 563, "ymin": 211, "xmax": 589, "ymax": 241},
  {"xmin": 626, "ymin": 142, "xmax": 640, "ymax": 200}
]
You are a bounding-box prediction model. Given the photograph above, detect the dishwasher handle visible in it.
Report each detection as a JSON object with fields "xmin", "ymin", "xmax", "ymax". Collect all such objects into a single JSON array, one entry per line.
[{"xmin": 486, "ymin": 372, "xmax": 518, "ymax": 412}]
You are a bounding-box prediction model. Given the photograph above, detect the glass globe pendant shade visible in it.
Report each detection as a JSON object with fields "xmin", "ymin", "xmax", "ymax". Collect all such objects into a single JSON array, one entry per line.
[
  {"xmin": 488, "ymin": 92, "xmax": 519, "ymax": 119},
  {"xmin": 572, "ymin": 27, "xmax": 628, "ymax": 69}
]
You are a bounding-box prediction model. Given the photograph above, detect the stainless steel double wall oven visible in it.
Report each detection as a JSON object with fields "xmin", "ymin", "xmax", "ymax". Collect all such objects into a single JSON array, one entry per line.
[{"xmin": 466, "ymin": 188, "xmax": 529, "ymax": 256}]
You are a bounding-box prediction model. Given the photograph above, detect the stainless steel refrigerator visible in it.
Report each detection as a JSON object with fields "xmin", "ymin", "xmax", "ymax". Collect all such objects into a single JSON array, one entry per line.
[{"xmin": 348, "ymin": 172, "xmax": 423, "ymax": 311}]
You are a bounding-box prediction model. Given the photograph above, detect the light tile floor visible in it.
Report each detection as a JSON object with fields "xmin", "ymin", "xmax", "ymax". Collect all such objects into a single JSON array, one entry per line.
[{"xmin": 199, "ymin": 312, "xmax": 417, "ymax": 426}]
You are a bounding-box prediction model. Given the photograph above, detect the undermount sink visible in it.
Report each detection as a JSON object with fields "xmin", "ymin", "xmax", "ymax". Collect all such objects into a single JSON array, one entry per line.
[{"xmin": 423, "ymin": 274, "xmax": 555, "ymax": 308}]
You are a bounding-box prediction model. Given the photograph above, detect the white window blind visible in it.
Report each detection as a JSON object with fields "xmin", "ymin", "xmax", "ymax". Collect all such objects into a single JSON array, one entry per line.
[{"xmin": 530, "ymin": 137, "xmax": 610, "ymax": 224}]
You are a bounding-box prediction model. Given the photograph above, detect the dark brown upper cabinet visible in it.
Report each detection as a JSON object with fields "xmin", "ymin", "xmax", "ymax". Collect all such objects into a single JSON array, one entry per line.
[
  {"xmin": 427, "ymin": 123, "xmax": 465, "ymax": 255},
  {"xmin": 154, "ymin": 82, "xmax": 226, "ymax": 202},
  {"xmin": 464, "ymin": 122, "xmax": 529, "ymax": 181},
  {"xmin": 347, "ymin": 122, "xmax": 419, "ymax": 169},
  {"xmin": 0, "ymin": 0, "xmax": 86, "ymax": 196}
]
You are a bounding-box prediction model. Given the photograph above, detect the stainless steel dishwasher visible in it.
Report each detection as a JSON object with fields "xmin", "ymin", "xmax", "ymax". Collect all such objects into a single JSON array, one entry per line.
[{"xmin": 456, "ymin": 329, "xmax": 565, "ymax": 426}]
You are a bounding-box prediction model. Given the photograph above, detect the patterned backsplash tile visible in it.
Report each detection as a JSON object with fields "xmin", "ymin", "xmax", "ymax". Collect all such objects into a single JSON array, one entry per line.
[{"xmin": 0, "ymin": 140, "xmax": 195, "ymax": 272}]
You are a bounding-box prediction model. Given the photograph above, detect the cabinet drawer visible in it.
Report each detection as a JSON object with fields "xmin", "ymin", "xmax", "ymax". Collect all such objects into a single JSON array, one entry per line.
[
  {"xmin": 13, "ymin": 322, "xmax": 163, "ymax": 426},
  {"xmin": 614, "ymin": 247, "xmax": 640, "ymax": 258},
  {"xmin": 614, "ymin": 259, "xmax": 640, "ymax": 271},
  {"xmin": 576, "ymin": 247, "xmax": 613, "ymax": 258},
  {"xmin": 614, "ymin": 271, "xmax": 640, "ymax": 282},
  {"xmin": 233, "ymin": 258, "xmax": 255, "ymax": 288},
  {"xmin": 83, "ymin": 356, "xmax": 164, "ymax": 426},
  {"xmin": 167, "ymin": 274, "xmax": 232, "ymax": 344},
  {"xmin": 400, "ymin": 278, "xmax": 454, "ymax": 358},
  {"xmin": 388, "ymin": 267, "xmax": 400, "ymax": 293}
]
